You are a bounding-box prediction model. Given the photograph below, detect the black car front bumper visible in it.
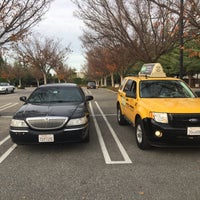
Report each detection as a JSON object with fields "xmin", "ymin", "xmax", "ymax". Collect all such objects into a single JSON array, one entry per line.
[{"xmin": 10, "ymin": 124, "xmax": 89, "ymax": 145}]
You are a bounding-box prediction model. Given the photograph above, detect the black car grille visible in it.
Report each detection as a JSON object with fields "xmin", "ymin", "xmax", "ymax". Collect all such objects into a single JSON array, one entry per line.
[
  {"xmin": 26, "ymin": 117, "xmax": 68, "ymax": 130},
  {"xmin": 168, "ymin": 114, "xmax": 200, "ymax": 128}
]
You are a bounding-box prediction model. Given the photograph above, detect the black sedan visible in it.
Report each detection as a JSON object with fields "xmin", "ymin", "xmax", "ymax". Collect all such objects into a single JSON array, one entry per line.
[{"xmin": 10, "ymin": 83, "xmax": 93, "ymax": 144}]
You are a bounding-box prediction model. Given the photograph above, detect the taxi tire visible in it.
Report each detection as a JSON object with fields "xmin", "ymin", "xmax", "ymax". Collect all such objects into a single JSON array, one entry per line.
[
  {"xmin": 135, "ymin": 118, "xmax": 151, "ymax": 150},
  {"xmin": 117, "ymin": 105, "xmax": 127, "ymax": 125}
]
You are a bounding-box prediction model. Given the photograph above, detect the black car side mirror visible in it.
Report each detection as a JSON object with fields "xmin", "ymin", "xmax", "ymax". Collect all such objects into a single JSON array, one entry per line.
[
  {"xmin": 85, "ymin": 95, "xmax": 94, "ymax": 101},
  {"xmin": 19, "ymin": 96, "xmax": 27, "ymax": 102}
]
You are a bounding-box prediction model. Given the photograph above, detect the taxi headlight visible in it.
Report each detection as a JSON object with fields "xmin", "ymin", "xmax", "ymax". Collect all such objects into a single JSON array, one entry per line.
[
  {"xmin": 67, "ymin": 116, "xmax": 88, "ymax": 126},
  {"xmin": 10, "ymin": 119, "xmax": 28, "ymax": 127},
  {"xmin": 151, "ymin": 112, "xmax": 168, "ymax": 124}
]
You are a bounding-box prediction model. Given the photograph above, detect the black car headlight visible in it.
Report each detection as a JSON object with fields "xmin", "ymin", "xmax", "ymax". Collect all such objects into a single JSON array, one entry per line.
[
  {"xmin": 10, "ymin": 119, "xmax": 28, "ymax": 128},
  {"xmin": 66, "ymin": 116, "xmax": 88, "ymax": 126}
]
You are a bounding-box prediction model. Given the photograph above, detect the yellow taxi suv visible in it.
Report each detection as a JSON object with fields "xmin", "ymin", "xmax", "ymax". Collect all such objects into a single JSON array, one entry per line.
[{"xmin": 117, "ymin": 63, "xmax": 200, "ymax": 150}]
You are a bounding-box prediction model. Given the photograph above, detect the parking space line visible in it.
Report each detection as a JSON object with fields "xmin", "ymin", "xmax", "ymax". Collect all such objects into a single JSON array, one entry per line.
[
  {"xmin": 90, "ymin": 102, "xmax": 112, "ymax": 164},
  {"xmin": 0, "ymin": 103, "xmax": 12, "ymax": 109},
  {"xmin": 0, "ymin": 103, "xmax": 19, "ymax": 111},
  {"xmin": 0, "ymin": 135, "xmax": 10, "ymax": 146},
  {"xmin": 90, "ymin": 102, "xmax": 132, "ymax": 164},
  {"xmin": 0, "ymin": 144, "xmax": 17, "ymax": 164}
]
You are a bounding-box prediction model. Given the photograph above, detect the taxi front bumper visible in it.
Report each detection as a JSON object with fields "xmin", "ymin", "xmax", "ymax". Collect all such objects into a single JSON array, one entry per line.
[{"xmin": 143, "ymin": 118, "xmax": 200, "ymax": 147}]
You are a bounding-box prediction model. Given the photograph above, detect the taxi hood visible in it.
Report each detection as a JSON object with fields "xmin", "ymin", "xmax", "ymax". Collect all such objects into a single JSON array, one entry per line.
[{"xmin": 139, "ymin": 98, "xmax": 200, "ymax": 113}]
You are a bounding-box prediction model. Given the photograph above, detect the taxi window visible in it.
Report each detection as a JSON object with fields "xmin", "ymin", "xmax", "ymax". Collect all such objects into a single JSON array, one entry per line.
[
  {"xmin": 123, "ymin": 79, "xmax": 136, "ymax": 95},
  {"xmin": 123, "ymin": 80, "xmax": 133, "ymax": 92}
]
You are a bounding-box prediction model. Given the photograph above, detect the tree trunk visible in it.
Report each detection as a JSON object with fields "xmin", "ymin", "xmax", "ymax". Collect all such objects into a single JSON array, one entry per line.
[
  {"xmin": 188, "ymin": 74, "xmax": 193, "ymax": 87},
  {"xmin": 101, "ymin": 78, "xmax": 103, "ymax": 86},
  {"xmin": 18, "ymin": 78, "xmax": 22, "ymax": 87},
  {"xmin": 119, "ymin": 73, "xmax": 124, "ymax": 84},
  {"xmin": 43, "ymin": 72, "xmax": 47, "ymax": 85},
  {"xmin": 36, "ymin": 79, "xmax": 40, "ymax": 87},
  {"xmin": 110, "ymin": 72, "xmax": 114, "ymax": 87},
  {"xmin": 104, "ymin": 76, "xmax": 107, "ymax": 86}
]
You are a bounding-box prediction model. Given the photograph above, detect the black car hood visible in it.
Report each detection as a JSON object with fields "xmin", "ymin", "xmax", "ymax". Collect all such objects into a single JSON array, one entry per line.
[{"xmin": 14, "ymin": 102, "xmax": 85, "ymax": 119}]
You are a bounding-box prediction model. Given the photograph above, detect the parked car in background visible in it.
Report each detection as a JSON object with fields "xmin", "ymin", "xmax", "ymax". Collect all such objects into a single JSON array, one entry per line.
[
  {"xmin": 87, "ymin": 81, "xmax": 96, "ymax": 89},
  {"xmin": 0, "ymin": 82, "xmax": 15, "ymax": 94},
  {"xmin": 117, "ymin": 63, "xmax": 200, "ymax": 150},
  {"xmin": 10, "ymin": 83, "xmax": 94, "ymax": 144}
]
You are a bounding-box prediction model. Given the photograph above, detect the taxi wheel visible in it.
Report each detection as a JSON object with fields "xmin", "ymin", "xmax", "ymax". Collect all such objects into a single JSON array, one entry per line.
[
  {"xmin": 135, "ymin": 118, "xmax": 151, "ymax": 150},
  {"xmin": 117, "ymin": 105, "xmax": 127, "ymax": 125}
]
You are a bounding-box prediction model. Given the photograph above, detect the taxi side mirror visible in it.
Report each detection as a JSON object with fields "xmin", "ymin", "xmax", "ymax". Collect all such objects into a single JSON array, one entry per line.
[{"xmin": 126, "ymin": 91, "xmax": 136, "ymax": 98}]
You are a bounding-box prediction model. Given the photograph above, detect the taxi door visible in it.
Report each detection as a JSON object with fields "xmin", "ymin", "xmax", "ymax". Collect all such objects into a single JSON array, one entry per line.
[{"xmin": 124, "ymin": 80, "xmax": 137, "ymax": 124}]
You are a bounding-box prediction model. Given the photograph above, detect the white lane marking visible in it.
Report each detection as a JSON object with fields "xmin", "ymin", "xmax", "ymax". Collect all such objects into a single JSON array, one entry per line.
[
  {"xmin": 0, "ymin": 144, "xmax": 17, "ymax": 164},
  {"xmin": 91, "ymin": 114, "xmax": 117, "ymax": 117},
  {"xmin": 0, "ymin": 116, "xmax": 12, "ymax": 118},
  {"xmin": 0, "ymin": 103, "xmax": 19, "ymax": 111},
  {"xmin": 89, "ymin": 102, "xmax": 112, "ymax": 164},
  {"xmin": 95, "ymin": 101, "xmax": 132, "ymax": 164},
  {"xmin": 0, "ymin": 103, "xmax": 12, "ymax": 109},
  {"xmin": 0, "ymin": 135, "xmax": 10, "ymax": 146},
  {"xmin": 90, "ymin": 101, "xmax": 132, "ymax": 164}
]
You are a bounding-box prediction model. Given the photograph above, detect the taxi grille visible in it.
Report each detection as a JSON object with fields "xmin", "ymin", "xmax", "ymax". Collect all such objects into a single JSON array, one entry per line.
[
  {"xmin": 168, "ymin": 114, "xmax": 200, "ymax": 127},
  {"xmin": 26, "ymin": 117, "xmax": 68, "ymax": 130}
]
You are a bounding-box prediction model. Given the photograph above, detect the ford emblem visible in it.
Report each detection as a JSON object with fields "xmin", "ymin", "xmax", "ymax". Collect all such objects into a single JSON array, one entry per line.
[{"xmin": 189, "ymin": 118, "xmax": 199, "ymax": 123}]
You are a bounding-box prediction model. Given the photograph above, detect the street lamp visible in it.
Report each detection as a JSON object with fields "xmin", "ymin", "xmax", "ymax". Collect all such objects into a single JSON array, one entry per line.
[{"xmin": 180, "ymin": 0, "xmax": 184, "ymax": 79}]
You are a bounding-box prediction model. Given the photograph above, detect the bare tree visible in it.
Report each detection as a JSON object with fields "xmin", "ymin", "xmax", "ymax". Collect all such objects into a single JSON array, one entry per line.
[
  {"xmin": 0, "ymin": 0, "xmax": 52, "ymax": 47},
  {"xmin": 28, "ymin": 65, "xmax": 43, "ymax": 87},
  {"xmin": 14, "ymin": 35, "xmax": 71, "ymax": 84},
  {"xmin": 73, "ymin": 0, "xmax": 200, "ymax": 80},
  {"xmin": 148, "ymin": 0, "xmax": 200, "ymax": 30},
  {"xmin": 54, "ymin": 62, "xmax": 75, "ymax": 83}
]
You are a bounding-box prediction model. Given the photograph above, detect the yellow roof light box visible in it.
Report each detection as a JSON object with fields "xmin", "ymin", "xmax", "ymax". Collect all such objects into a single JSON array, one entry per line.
[{"xmin": 139, "ymin": 63, "xmax": 166, "ymax": 77}]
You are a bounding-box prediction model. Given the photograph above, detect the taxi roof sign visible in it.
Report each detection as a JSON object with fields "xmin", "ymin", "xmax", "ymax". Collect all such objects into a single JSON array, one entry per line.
[{"xmin": 139, "ymin": 63, "xmax": 166, "ymax": 77}]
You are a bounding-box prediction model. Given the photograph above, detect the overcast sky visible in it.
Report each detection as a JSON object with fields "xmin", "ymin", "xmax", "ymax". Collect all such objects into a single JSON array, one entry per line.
[{"xmin": 33, "ymin": 0, "xmax": 85, "ymax": 71}]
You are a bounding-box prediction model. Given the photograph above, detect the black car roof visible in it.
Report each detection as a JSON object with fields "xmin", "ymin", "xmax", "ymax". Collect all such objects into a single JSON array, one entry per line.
[{"xmin": 38, "ymin": 83, "xmax": 78, "ymax": 88}]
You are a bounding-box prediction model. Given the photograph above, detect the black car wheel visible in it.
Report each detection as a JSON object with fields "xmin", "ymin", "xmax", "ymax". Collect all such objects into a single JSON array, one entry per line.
[
  {"xmin": 82, "ymin": 132, "xmax": 90, "ymax": 143},
  {"xmin": 117, "ymin": 104, "xmax": 127, "ymax": 125},
  {"xmin": 135, "ymin": 118, "xmax": 151, "ymax": 150}
]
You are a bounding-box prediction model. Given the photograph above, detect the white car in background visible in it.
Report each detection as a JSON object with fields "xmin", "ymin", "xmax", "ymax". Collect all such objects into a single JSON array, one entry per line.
[{"xmin": 0, "ymin": 82, "xmax": 15, "ymax": 94}]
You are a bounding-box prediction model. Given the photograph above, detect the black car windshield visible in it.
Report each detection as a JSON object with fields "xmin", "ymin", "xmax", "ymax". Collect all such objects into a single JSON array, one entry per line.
[
  {"xmin": 140, "ymin": 80, "xmax": 196, "ymax": 98},
  {"xmin": 28, "ymin": 86, "xmax": 84, "ymax": 103}
]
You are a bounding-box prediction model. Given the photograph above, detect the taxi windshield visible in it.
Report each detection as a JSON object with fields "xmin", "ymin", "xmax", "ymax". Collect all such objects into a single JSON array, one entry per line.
[{"xmin": 140, "ymin": 80, "xmax": 196, "ymax": 98}]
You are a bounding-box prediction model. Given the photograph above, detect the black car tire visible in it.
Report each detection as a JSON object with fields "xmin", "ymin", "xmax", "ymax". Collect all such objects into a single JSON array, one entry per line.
[
  {"xmin": 117, "ymin": 104, "xmax": 127, "ymax": 125},
  {"xmin": 82, "ymin": 132, "xmax": 90, "ymax": 143},
  {"xmin": 135, "ymin": 118, "xmax": 151, "ymax": 150}
]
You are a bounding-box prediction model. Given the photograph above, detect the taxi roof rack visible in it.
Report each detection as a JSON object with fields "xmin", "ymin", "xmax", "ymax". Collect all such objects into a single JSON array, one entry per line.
[{"xmin": 138, "ymin": 63, "xmax": 166, "ymax": 78}]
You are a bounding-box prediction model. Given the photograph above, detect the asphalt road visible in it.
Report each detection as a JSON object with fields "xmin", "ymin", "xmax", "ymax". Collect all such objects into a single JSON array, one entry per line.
[{"xmin": 0, "ymin": 87, "xmax": 200, "ymax": 200}]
